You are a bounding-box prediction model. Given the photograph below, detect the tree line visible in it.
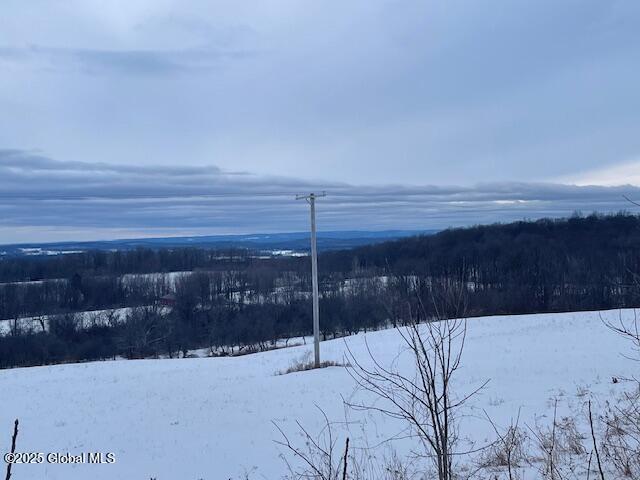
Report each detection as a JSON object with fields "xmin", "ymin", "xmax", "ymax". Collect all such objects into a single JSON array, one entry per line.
[
  {"xmin": 325, "ymin": 211, "xmax": 640, "ymax": 314},
  {"xmin": 0, "ymin": 247, "xmax": 263, "ymax": 283},
  {"xmin": 2, "ymin": 212, "xmax": 640, "ymax": 368}
]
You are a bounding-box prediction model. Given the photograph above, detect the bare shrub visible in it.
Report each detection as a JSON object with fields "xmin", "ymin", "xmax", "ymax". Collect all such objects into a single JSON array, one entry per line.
[
  {"xmin": 600, "ymin": 309, "xmax": 640, "ymax": 478},
  {"xmin": 274, "ymin": 407, "xmax": 349, "ymax": 480},
  {"xmin": 276, "ymin": 351, "xmax": 349, "ymax": 375},
  {"xmin": 274, "ymin": 407, "xmax": 417, "ymax": 480},
  {"xmin": 348, "ymin": 451, "xmax": 418, "ymax": 480},
  {"xmin": 477, "ymin": 411, "xmax": 530, "ymax": 480},
  {"xmin": 527, "ymin": 399, "xmax": 590, "ymax": 480},
  {"xmin": 279, "ymin": 360, "xmax": 347, "ymax": 375},
  {"xmin": 601, "ymin": 388, "xmax": 640, "ymax": 478}
]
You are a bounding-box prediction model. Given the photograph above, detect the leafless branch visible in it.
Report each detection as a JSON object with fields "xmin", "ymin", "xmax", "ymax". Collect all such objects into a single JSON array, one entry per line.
[{"xmin": 4, "ymin": 419, "xmax": 19, "ymax": 480}]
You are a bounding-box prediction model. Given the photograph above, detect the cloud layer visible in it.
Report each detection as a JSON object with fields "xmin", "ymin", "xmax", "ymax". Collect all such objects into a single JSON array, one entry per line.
[
  {"xmin": 0, "ymin": 44, "xmax": 254, "ymax": 75},
  {"xmin": 1, "ymin": 150, "xmax": 638, "ymax": 243},
  {"xmin": 1, "ymin": 1, "xmax": 639, "ymax": 242}
]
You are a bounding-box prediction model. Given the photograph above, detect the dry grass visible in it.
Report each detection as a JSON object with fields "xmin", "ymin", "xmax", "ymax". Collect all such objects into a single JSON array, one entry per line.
[{"xmin": 277, "ymin": 355, "xmax": 348, "ymax": 375}]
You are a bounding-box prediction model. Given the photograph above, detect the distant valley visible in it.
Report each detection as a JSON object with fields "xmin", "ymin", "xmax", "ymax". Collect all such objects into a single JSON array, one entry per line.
[{"xmin": 0, "ymin": 230, "xmax": 432, "ymax": 258}]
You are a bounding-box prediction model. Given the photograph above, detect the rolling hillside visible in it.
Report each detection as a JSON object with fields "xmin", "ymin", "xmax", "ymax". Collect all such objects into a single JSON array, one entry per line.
[{"xmin": 0, "ymin": 309, "xmax": 635, "ymax": 479}]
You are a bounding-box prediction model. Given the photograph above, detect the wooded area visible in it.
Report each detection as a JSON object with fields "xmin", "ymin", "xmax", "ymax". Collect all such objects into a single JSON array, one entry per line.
[{"xmin": 2, "ymin": 212, "xmax": 640, "ymax": 368}]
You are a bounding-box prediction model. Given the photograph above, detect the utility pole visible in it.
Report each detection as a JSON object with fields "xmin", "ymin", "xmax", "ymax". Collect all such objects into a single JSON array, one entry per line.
[{"xmin": 296, "ymin": 192, "xmax": 326, "ymax": 368}]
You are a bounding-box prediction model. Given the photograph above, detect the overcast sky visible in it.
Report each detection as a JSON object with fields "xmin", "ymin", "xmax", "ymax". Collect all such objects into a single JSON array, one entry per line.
[{"xmin": 1, "ymin": 0, "xmax": 640, "ymax": 243}]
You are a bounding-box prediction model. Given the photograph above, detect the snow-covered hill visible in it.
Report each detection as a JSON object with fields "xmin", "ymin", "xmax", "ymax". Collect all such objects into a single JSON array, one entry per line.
[{"xmin": 0, "ymin": 309, "xmax": 636, "ymax": 479}]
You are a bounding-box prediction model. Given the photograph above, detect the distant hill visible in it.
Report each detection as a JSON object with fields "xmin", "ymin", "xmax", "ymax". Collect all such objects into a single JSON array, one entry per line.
[
  {"xmin": 326, "ymin": 213, "xmax": 640, "ymax": 273},
  {"xmin": 320, "ymin": 213, "xmax": 640, "ymax": 313},
  {"xmin": 0, "ymin": 230, "xmax": 435, "ymax": 258}
]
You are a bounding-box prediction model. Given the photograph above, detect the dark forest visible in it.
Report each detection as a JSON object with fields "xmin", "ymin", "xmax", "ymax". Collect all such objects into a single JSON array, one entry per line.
[{"xmin": 2, "ymin": 212, "xmax": 640, "ymax": 368}]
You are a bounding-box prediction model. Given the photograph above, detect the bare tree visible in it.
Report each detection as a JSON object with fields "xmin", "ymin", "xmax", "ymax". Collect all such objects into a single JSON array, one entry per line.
[
  {"xmin": 117, "ymin": 306, "xmax": 169, "ymax": 359},
  {"xmin": 344, "ymin": 283, "xmax": 485, "ymax": 480}
]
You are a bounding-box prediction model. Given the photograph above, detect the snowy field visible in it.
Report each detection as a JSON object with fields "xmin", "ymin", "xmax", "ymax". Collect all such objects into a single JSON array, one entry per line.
[{"xmin": 0, "ymin": 309, "xmax": 636, "ymax": 479}]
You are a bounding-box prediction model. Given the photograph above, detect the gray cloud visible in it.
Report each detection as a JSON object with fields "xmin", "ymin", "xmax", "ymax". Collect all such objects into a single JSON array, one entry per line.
[
  {"xmin": 0, "ymin": 150, "xmax": 637, "ymax": 243},
  {"xmin": 0, "ymin": 0, "xmax": 639, "ymax": 243},
  {"xmin": 0, "ymin": 44, "xmax": 255, "ymax": 75},
  {"xmin": 0, "ymin": 149, "xmax": 227, "ymax": 175}
]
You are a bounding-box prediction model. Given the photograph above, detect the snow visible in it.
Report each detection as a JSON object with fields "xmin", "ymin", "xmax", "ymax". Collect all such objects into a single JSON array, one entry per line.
[
  {"xmin": 268, "ymin": 249, "xmax": 308, "ymax": 257},
  {"xmin": 0, "ymin": 270, "xmax": 193, "ymax": 291},
  {"xmin": 0, "ymin": 278, "xmax": 66, "ymax": 287},
  {"xmin": 18, "ymin": 248, "xmax": 84, "ymax": 256},
  {"xmin": 120, "ymin": 271, "xmax": 191, "ymax": 287},
  {"xmin": 0, "ymin": 309, "xmax": 636, "ymax": 479}
]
